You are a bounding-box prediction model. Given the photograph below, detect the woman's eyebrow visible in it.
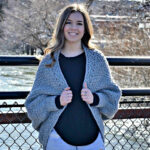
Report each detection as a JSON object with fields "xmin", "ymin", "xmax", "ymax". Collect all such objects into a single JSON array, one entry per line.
[
  {"xmin": 67, "ymin": 19, "xmax": 83, "ymax": 22},
  {"xmin": 77, "ymin": 20, "xmax": 83, "ymax": 23}
]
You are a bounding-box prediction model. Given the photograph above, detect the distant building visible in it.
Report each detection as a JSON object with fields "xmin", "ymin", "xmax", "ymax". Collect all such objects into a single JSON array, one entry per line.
[{"xmin": 90, "ymin": 0, "xmax": 150, "ymax": 56}]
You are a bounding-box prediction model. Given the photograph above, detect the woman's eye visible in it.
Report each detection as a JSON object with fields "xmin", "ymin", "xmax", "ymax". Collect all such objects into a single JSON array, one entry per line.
[
  {"xmin": 77, "ymin": 23, "xmax": 83, "ymax": 25},
  {"xmin": 65, "ymin": 22, "xmax": 83, "ymax": 25},
  {"xmin": 65, "ymin": 22, "xmax": 71, "ymax": 24}
]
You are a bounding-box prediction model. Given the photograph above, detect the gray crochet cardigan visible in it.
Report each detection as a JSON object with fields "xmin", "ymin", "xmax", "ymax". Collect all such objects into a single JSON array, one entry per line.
[{"xmin": 25, "ymin": 45, "xmax": 121, "ymax": 150}]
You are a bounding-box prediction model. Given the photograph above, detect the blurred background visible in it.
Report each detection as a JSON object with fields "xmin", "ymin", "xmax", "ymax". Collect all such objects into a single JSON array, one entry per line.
[{"xmin": 0, "ymin": 0, "xmax": 150, "ymax": 150}]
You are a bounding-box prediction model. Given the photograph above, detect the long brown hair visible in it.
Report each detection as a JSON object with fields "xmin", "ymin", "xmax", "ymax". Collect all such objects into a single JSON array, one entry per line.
[{"xmin": 44, "ymin": 3, "xmax": 97, "ymax": 68}]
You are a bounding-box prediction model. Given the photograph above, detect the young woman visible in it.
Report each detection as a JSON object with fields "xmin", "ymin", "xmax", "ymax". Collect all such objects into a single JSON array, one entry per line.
[{"xmin": 25, "ymin": 3, "xmax": 121, "ymax": 150}]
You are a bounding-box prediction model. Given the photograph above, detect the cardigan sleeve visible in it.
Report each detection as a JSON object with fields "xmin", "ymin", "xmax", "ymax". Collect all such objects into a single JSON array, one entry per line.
[
  {"xmin": 55, "ymin": 95, "xmax": 64, "ymax": 109},
  {"xmin": 95, "ymin": 83, "xmax": 121, "ymax": 120},
  {"xmin": 90, "ymin": 93, "xmax": 100, "ymax": 106},
  {"xmin": 24, "ymin": 55, "xmax": 61, "ymax": 130},
  {"xmin": 93, "ymin": 52, "xmax": 121, "ymax": 120}
]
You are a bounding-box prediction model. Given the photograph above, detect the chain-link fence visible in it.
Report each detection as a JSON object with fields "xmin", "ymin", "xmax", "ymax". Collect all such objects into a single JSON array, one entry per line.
[
  {"xmin": 105, "ymin": 97, "xmax": 150, "ymax": 150},
  {"xmin": 0, "ymin": 97, "xmax": 150, "ymax": 150}
]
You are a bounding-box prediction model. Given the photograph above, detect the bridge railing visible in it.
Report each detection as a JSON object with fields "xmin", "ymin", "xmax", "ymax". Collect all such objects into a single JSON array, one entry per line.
[{"xmin": 0, "ymin": 56, "xmax": 150, "ymax": 150}]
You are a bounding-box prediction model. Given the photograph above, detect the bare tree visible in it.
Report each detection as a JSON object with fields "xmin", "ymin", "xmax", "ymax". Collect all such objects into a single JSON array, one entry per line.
[
  {"xmin": 1, "ymin": 0, "xmax": 96, "ymax": 54},
  {"xmin": 1, "ymin": 0, "xmax": 71, "ymax": 54}
]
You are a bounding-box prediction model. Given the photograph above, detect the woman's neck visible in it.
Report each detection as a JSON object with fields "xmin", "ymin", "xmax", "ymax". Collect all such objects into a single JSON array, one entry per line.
[{"xmin": 62, "ymin": 41, "xmax": 84, "ymax": 56}]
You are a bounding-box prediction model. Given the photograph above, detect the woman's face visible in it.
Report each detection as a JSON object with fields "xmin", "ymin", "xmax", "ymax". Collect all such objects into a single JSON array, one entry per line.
[{"xmin": 64, "ymin": 12, "xmax": 85, "ymax": 44}]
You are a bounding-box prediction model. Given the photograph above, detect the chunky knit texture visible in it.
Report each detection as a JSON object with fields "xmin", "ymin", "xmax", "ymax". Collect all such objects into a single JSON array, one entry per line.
[{"xmin": 25, "ymin": 45, "xmax": 121, "ymax": 150}]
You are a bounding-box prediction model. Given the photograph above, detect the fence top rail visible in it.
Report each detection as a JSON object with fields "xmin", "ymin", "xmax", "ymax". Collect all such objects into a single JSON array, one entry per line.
[
  {"xmin": 0, "ymin": 56, "xmax": 150, "ymax": 66},
  {"xmin": 0, "ymin": 88, "xmax": 150, "ymax": 100}
]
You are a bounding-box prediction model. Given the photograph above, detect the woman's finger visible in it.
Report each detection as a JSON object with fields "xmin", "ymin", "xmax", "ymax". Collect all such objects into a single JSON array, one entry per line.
[
  {"xmin": 66, "ymin": 91, "xmax": 72, "ymax": 94},
  {"xmin": 64, "ymin": 87, "xmax": 70, "ymax": 91}
]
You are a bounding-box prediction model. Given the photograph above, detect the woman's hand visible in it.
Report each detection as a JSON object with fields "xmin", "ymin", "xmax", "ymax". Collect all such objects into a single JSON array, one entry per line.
[
  {"xmin": 60, "ymin": 87, "xmax": 73, "ymax": 106},
  {"xmin": 81, "ymin": 82, "xmax": 94, "ymax": 104}
]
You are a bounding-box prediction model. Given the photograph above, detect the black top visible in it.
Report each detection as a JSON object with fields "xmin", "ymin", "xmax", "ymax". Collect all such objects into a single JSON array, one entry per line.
[{"xmin": 54, "ymin": 51, "xmax": 100, "ymax": 146}]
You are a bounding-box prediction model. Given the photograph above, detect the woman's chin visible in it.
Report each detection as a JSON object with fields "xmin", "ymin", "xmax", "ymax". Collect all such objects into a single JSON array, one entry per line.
[{"xmin": 65, "ymin": 38, "xmax": 81, "ymax": 43}]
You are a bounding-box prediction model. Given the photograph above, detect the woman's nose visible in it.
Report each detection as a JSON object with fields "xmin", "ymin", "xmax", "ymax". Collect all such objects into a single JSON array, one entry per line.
[{"xmin": 70, "ymin": 24, "xmax": 77, "ymax": 29}]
